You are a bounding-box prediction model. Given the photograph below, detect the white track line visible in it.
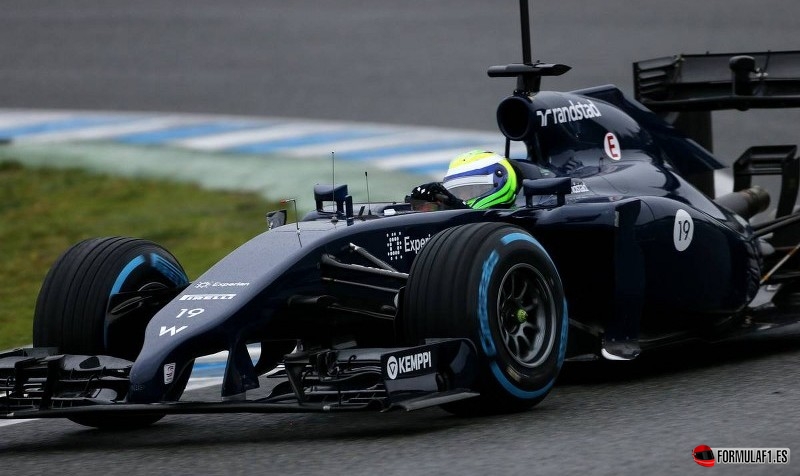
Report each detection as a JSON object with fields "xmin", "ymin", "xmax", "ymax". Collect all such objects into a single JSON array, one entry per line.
[
  {"xmin": 375, "ymin": 144, "xmax": 502, "ymax": 169},
  {"xmin": 19, "ymin": 116, "xmax": 204, "ymax": 143},
  {"xmin": 173, "ymin": 122, "xmax": 346, "ymax": 151},
  {"xmin": 282, "ymin": 130, "xmax": 445, "ymax": 157},
  {"xmin": 0, "ymin": 112, "xmax": 73, "ymax": 130}
]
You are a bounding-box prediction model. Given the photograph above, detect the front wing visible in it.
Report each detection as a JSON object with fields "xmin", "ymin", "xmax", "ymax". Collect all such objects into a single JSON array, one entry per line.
[{"xmin": 0, "ymin": 339, "xmax": 478, "ymax": 420}]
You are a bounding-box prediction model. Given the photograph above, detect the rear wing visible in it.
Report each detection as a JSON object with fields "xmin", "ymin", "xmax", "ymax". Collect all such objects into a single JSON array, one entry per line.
[
  {"xmin": 633, "ymin": 51, "xmax": 800, "ymax": 202},
  {"xmin": 634, "ymin": 50, "xmax": 800, "ymax": 112}
]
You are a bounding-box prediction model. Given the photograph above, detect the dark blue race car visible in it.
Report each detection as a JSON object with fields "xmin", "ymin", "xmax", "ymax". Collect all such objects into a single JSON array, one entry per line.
[{"xmin": 4, "ymin": 1, "xmax": 800, "ymax": 429}]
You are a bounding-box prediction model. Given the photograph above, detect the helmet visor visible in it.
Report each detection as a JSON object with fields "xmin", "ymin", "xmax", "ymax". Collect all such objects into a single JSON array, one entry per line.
[{"xmin": 443, "ymin": 174, "xmax": 495, "ymax": 201}]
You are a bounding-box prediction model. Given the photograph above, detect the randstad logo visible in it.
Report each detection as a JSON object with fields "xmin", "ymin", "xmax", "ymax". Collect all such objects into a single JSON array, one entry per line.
[{"xmin": 535, "ymin": 100, "xmax": 601, "ymax": 127}]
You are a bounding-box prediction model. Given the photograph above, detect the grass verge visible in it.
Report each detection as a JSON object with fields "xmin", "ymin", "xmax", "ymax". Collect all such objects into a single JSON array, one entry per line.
[{"xmin": 0, "ymin": 161, "xmax": 280, "ymax": 350}]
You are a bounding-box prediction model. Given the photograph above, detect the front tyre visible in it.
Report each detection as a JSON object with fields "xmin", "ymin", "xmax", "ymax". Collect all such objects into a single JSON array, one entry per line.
[
  {"xmin": 33, "ymin": 237, "xmax": 190, "ymax": 429},
  {"xmin": 403, "ymin": 222, "xmax": 568, "ymax": 414}
]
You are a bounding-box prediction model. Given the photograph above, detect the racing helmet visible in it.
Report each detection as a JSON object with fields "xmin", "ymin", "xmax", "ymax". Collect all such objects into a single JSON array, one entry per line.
[{"xmin": 442, "ymin": 150, "xmax": 518, "ymax": 209}]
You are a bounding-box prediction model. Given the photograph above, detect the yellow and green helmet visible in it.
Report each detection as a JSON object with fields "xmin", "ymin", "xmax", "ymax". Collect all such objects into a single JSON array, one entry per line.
[{"xmin": 442, "ymin": 150, "xmax": 519, "ymax": 209}]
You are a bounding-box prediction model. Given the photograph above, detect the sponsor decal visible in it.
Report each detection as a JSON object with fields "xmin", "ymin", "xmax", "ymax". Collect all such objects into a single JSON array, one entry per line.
[
  {"xmin": 692, "ymin": 445, "xmax": 790, "ymax": 467},
  {"xmin": 387, "ymin": 231, "xmax": 403, "ymax": 261},
  {"xmin": 673, "ymin": 209, "xmax": 694, "ymax": 252},
  {"xmin": 603, "ymin": 132, "xmax": 621, "ymax": 160},
  {"xmin": 571, "ymin": 181, "xmax": 589, "ymax": 194},
  {"xmin": 194, "ymin": 281, "xmax": 250, "ymax": 289},
  {"xmin": 386, "ymin": 356, "xmax": 399, "ymax": 379},
  {"xmin": 159, "ymin": 325, "xmax": 188, "ymax": 337},
  {"xmin": 179, "ymin": 293, "xmax": 236, "ymax": 301},
  {"xmin": 176, "ymin": 308, "xmax": 205, "ymax": 319},
  {"xmin": 385, "ymin": 350, "xmax": 434, "ymax": 380},
  {"xmin": 163, "ymin": 363, "xmax": 176, "ymax": 384},
  {"xmin": 535, "ymin": 99, "xmax": 602, "ymax": 127},
  {"xmin": 385, "ymin": 231, "xmax": 433, "ymax": 261},
  {"xmin": 404, "ymin": 234, "xmax": 432, "ymax": 253}
]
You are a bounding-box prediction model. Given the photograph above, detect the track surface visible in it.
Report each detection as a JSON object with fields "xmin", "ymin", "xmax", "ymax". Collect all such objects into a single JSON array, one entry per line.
[{"xmin": 2, "ymin": 2, "xmax": 800, "ymax": 474}]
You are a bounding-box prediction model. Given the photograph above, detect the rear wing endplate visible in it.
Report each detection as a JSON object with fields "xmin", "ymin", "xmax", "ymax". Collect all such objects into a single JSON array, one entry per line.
[{"xmin": 634, "ymin": 50, "xmax": 800, "ymax": 112}]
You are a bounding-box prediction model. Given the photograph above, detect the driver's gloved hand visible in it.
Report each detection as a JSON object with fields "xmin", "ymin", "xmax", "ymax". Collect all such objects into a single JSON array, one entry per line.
[{"xmin": 408, "ymin": 182, "xmax": 469, "ymax": 209}]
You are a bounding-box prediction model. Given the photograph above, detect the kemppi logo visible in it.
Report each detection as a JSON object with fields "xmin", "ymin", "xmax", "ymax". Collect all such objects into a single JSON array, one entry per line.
[{"xmin": 385, "ymin": 351, "xmax": 432, "ymax": 380}]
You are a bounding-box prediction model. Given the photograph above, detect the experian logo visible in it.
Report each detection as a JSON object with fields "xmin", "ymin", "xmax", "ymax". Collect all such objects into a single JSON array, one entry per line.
[{"xmin": 194, "ymin": 281, "xmax": 250, "ymax": 289}]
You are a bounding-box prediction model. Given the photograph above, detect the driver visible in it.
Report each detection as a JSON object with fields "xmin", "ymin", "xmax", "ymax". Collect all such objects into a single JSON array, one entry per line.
[{"xmin": 408, "ymin": 150, "xmax": 520, "ymax": 211}]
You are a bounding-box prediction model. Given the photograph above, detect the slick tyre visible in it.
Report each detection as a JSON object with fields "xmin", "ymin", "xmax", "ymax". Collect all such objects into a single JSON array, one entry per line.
[
  {"xmin": 33, "ymin": 237, "xmax": 190, "ymax": 429},
  {"xmin": 403, "ymin": 222, "xmax": 568, "ymax": 415}
]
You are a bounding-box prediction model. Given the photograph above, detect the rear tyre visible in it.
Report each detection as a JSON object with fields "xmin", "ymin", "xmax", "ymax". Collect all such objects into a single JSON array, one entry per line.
[
  {"xmin": 403, "ymin": 222, "xmax": 568, "ymax": 415},
  {"xmin": 33, "ymin": 237, "xmax": 190, "ymax": 429}
]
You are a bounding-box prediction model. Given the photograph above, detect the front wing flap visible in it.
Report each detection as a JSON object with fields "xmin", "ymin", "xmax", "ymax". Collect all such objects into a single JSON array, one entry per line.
[{"xmin": 0, "ymin": 339, "xmax": 478, "ymax": 420}]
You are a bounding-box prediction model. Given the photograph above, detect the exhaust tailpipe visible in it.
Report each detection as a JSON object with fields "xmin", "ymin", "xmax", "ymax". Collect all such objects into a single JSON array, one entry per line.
[{"xmin": 715, "ymin": 186, "xmax": 770, "ymax": 220}]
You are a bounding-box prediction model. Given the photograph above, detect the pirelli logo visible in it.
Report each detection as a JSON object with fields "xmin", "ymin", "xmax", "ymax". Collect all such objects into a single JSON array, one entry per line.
[{"xmin": 178, "ymin": 293, "xmax": 236, "ymax": 301}]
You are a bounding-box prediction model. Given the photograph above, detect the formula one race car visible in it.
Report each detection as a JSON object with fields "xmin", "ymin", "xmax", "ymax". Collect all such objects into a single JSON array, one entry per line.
[{"xmin": 4, "ymin": 1, "xmax": 800, "ymax": 429}]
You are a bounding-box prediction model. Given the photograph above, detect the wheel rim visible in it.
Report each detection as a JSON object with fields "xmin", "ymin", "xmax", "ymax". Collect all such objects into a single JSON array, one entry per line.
[{"xmin": 496, "ymin": 263, "xmax": 557, "ymax": 368}]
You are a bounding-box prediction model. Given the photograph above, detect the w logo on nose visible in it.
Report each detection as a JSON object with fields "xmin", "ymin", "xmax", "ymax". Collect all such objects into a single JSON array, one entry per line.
[{"xmin": 159, "ymin": 325, "xmax": 188, "ymax": 337}]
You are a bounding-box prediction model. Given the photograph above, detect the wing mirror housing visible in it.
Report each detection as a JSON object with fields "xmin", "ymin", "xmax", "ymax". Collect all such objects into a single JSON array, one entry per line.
[{"xmin": 522, "ymin": 177, "xmax": 572, "ymax": 207}]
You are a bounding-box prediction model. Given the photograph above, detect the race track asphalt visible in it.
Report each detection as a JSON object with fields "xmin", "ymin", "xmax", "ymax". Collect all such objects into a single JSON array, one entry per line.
[{"xmin": 1, "ymin": 2, "xmax": 800, "ymax": 475}]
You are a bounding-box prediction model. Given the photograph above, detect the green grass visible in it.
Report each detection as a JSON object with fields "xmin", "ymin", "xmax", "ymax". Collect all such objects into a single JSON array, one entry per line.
[{"xmin": 0, "ymin": 161, "xmax": 283, "ymax": 350}]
